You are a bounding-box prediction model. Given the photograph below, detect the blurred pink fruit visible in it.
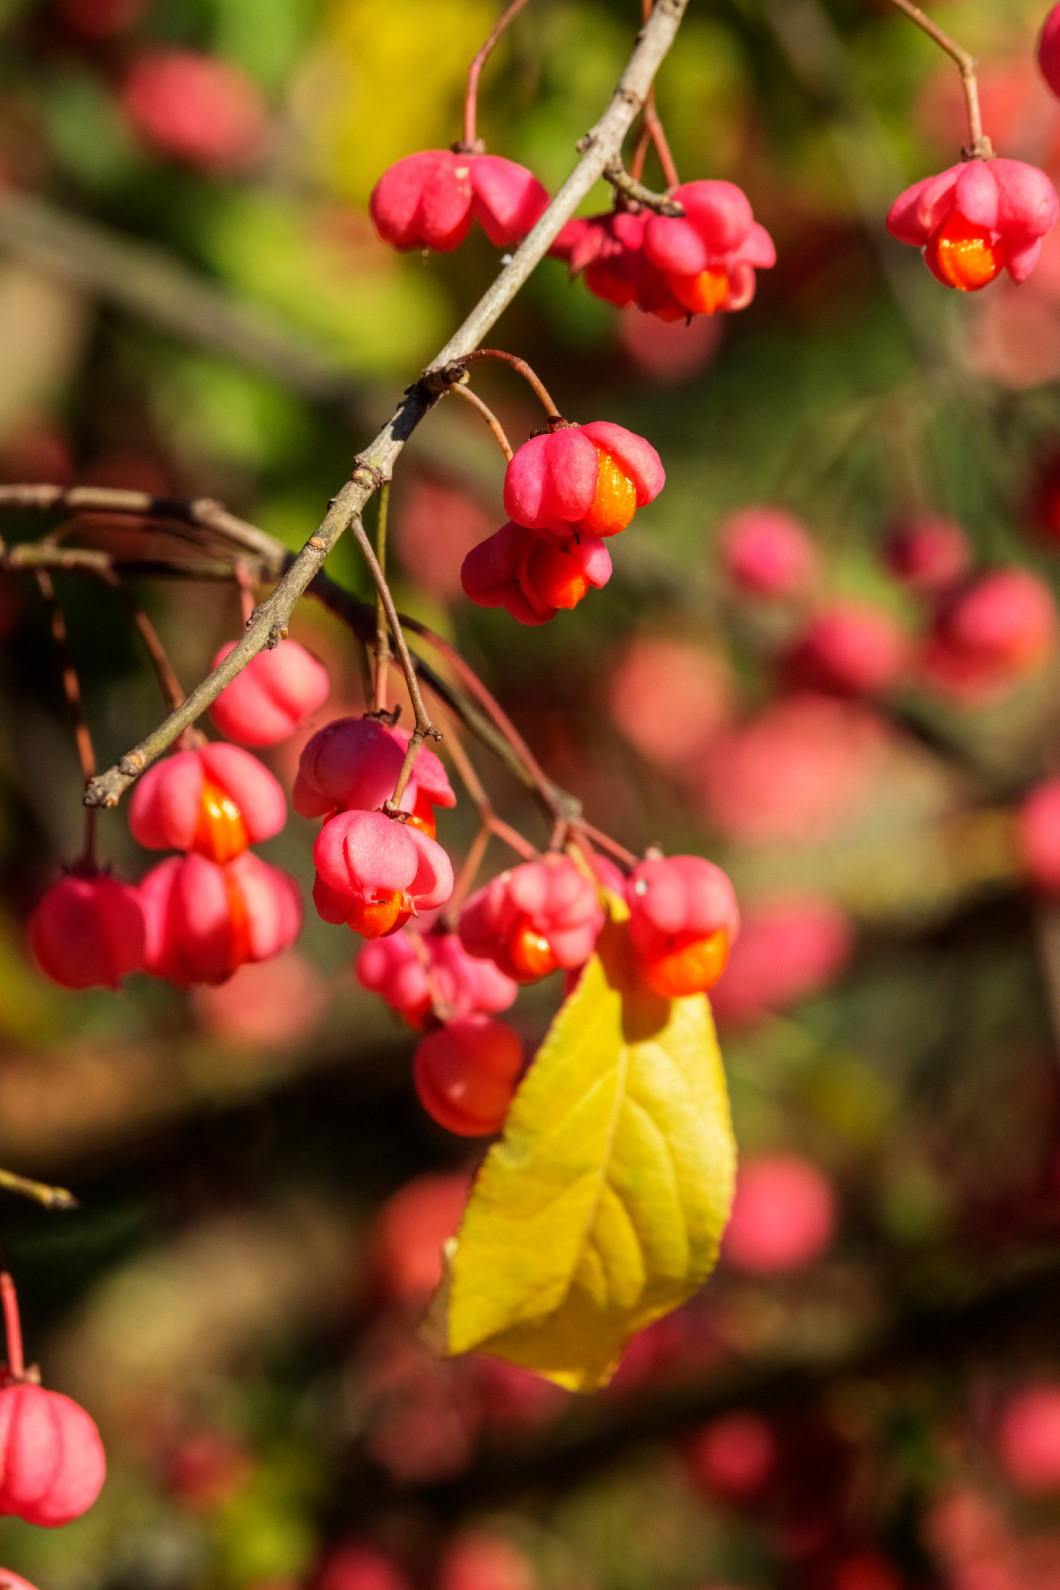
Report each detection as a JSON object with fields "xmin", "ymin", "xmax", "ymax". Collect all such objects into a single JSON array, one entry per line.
[
  {"xmin": 711, "ymin": 896, "xmax": 854, "ymax": 1025},
  {"xmin": 1041, "ymin": 5, "xmax": 1060, "ymax": 100},
  {"xmin": 998, "ymin": 1385, "xmax": 1060, "ymax": 1492},
  {"xmin": 371, "ymin": 1173, "xmax": 470, "ymax": 1303},
  {"xmin": 192, "ymin": 949, "xmax": 327, "ymax": 1047},
  {"xmin": 317, "ymin": 1544, "xmax": 413, "ymax": 1590},
  {"xmin": 436, "ymin": 1533, "xmax": 538, "ymax": 1590},
  {"xmin": 833, "ymin": 1554, "xmax": 903, "ymax": 1590},
  {"xmin": 607, "ymin": 637, "xmax": 732, "ymax": 770},
  {"xmin": 885, "ymin": 514, "xmax": 970, "ymax": 592},
  {"xmin": 163, "ymin": 1429, "xmax": 252, "ymax": 1513},
  {"xmin": 686, "ymin": 1411, "xmax": 778, "ymax": 1500},
  {"xmin": 782, "ymin": 601, "xmax": 909, "ymax": 697},
  {"xmin": 719, "ymin": 506, "xmax": 819, "ymax": 600},
  {"xmin": 395, "ymin": 478, "xmax": 495, "ymax": 600},
  {"xmin": 121, "ymin": 50, "xmax": 266, "ymax": 173},
  {"xmin": 1017, "ymin": 778, "xmax": 1060, "ymax": 892},
  {"xmin": 694, "ymin": 695, "xmax": 885, "ymax": 847},
  {"xmin": 723, "ymin": 1153, "xmax": 837, "ymax": 1274},
  {"xmin": 923, "ymin": 568, "xmax": 1058, "ymax": 700},
  {"xmin": 618, "ymin": 303, "xmax": 722, "ymax": 380}
]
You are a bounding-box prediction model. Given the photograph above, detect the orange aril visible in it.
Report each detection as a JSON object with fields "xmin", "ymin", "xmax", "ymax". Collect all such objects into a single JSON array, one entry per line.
[
  {"xmin": 405, "ymin": 790, "xmax": 437, "ymax": 839},
  {"xmin": 507, "ymin": 917, "xmax": 559, "ymax": 981},
  {"xmin": 645, "ymin": 928, "xmax": 730, "ymax": 1000},
  {"xmin": 193, "ymin": 778, "xmax": 249, "ymax": 865},
  {"xmin": 525, "ymin": 541, "xmax": 589, "ymax": 610},
  {"xmin": 668, "ymin": 267, "xmax": 730, "ymax": 316},
  {"xmin": 348, "ymin": 891, "xmax": 411, "ymax": 940},
  {"xmin": 927, "ymin": 211, "xmax": 1006, "ymax": 292},
  {"xmin": 579, "ymin": 448, "xmax": 638, "ymax": 537},
  {"xmin": 223, "ymin": 869, "xmax": 253, "ymax": 978}
]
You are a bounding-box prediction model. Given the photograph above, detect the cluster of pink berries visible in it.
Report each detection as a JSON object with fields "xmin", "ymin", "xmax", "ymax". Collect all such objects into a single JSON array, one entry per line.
[
  {"xmin": 717, "ymin": 504, "xmax": 1058, "ymax": 707},
  {"xmin": 0, "ymin": 1271, "xmax": 107, "ymax": 1590},
  {"xmin": 460, "ymin": 420, "xmax": 666, "ymax": 625},
  {"xmin": 355, "ymin": 845, "xmax": 738, "ymax": 1138},
  {"xmin": 29, "ymin": 639, "xmax": 329, "ymax": 991}
]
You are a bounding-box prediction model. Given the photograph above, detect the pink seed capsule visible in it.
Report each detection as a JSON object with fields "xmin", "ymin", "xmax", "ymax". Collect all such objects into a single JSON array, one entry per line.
[
  {"xmin": 120, "ymin": 49, "xmax": 266, "ymax": 173},
  {"xmin": 413, "ymin": 1016, "xmax": 523, "ymax": 1137},
  {"xmin": 370, "ymin": 150, "xmax": 548, "ymax": 253},
  {"xmin": 723, "ymin": 1154, "xmax": 837, "ymax": 1275},
  {"xmin": 208, "ymin": 640, "xmax": 330, "ymax": 747},
  {"xmin": 0, "ymin": 1273, "xmax": 105, "ymax": 1528},
  {"xmin": 29, "ymin": 870, "xmax": 145, "ymax": 990},
  {"xmin": 503, "ymin": 423, "xmax": 664, "ymax": 540},
  {"xmin": 129, "ymin": 744, "xmax": 287, "ymax": 864}
]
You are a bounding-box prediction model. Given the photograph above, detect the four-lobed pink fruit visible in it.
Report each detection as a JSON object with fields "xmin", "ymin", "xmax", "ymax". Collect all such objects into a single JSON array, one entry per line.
[
  {"xmin": 503, "ymin": 422, "xmax": 664, "ymax": 540},
  {"xmin": 208, "ymin": 640, "xmax": 330, "ymax": 747},
  {"xmin": 313, "ymin": 809, "xmax": 453, "ymax": 939},
  {"xmin": 551, "ymin": 180, "xmax": 775, "ymax": 320},
  {"xmin": 887, "ymin": 158, "xmax": 1059, "ymax": 291},
  {"xmin": 460, "ymin": 522, "xmax": 612, "ymax": 625},
  {"xmin": 295, "ymin": 717, "xmax": 455, "ymax": 835},
  {"xmin": 129, "ymin": 743, "xmax": 287, "ymax": 865},
  {"xmin": 141, "ymin": 850, "xmax": 302, "ymax": 986},
  {"xmin": 356, "ymin": 928, "xmax": 516, "ymax": 1028},
  {"xmin": 29, "ymin": 871, "xmax": 145, "ymax": 990},
  {"xmin": 626, "ymin": 853, "xmax": 740, "ymax": 1000},
  {"xmin": 0, "ymin": 1273, "xmax": 105, "ymax": 1529},
  {"xmin": 459, "ymin": 855, "xmax": 604, "ymax": 983},
  {"xmin": 370, "ymin": 150, "xmax": 548, "ymax": 252}
]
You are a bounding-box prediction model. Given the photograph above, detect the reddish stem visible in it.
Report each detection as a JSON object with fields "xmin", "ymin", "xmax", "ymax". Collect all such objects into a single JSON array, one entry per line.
[
  {"xmin": 1, "ymin": 1273, "xmax": 24, "ymax": 1380},
  {"xmin": 464, "ymin": 0, "xmax": 534, "ymax": 149},
  {"xmin": 450, "ymin": 381, "xmax": 514, "ymax": 461},
  {"xmin": 461, "ymin": 349, "xmax": 563, "ymax": 419},
  {"xmin": 636, "ymin": 1, "xmax": 679, "ymax": 190}
]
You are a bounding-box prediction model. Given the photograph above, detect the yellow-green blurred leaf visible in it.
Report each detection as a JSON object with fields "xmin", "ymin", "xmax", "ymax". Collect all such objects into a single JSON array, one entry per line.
[
  {"xmin": 445, "ymin": 916, "xmax": 736, "ymax": 1392},
  {"xmin": 301, "ymin": 0, "xmax": 495, "ymax": 205}
]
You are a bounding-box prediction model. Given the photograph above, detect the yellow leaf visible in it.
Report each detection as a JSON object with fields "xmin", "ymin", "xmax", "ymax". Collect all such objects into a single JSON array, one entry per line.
[{"xmin": 444, "ymin": 916, "xmax": 736, "ymax": 1392}]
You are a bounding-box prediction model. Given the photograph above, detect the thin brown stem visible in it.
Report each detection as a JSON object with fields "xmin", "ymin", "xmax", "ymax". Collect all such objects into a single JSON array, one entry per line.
[
  {"xmin": 448, "ymin": 825, "xmax": 494, "ymax": 924},
  {"xmin": 438, "ymin": 717, "xmax": 538, "ymax": 863},
  {"xmin": 459, "ymin": 349, "xmax": 563, "ymax": 419},
  {"xmin": 449, "ymin": 381, "xmax": 514, "ymax": 461},
  {"xmin": 35, "ymin": 570, "xmax": 97, "ymax": 864},
  {"xmin": 373, "ymin": 485, "xmax": 392, "ymax": 714},
  {"xmin": 580, "ymin": 822, "xmax": 638, "ymax": 871},
  {"xmin": 1, "ymin": 1273, "xmax": 24, "ymax": 1381},
  {"xmin": 349, "ymin": 514, "xmax": 442, "ymax": 813},
  {"xmin": 0, "ymin": 484, "xmax": 284, "ymax": 572},
  {"xmin": 235, "ymin": 561, "xmax": 256, "ymax": 628},
  {"xmin": 630, "ymin": 121, "xmax": 653, "ymax": 185},
  {"xmin": 604, "ymin": 159, "xmax": 684, "ymax": 215},
  {"xmin": 101, "ymin": 571, "xmax": 185, "ymax": 713},
  {"xmin": 464, "ymin": 0, "xmax": 534, "ymax": 149},
  {"xmin": 643, "ymin": 85, "xmax": 680, "ymax": 188},
  {"xmin": 403, "ymin": 614, "xmax": 579, "ymax": 821},
  {"xmin": 887, "ymin": 0, "xmax": 991, "ymax": 158}
]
